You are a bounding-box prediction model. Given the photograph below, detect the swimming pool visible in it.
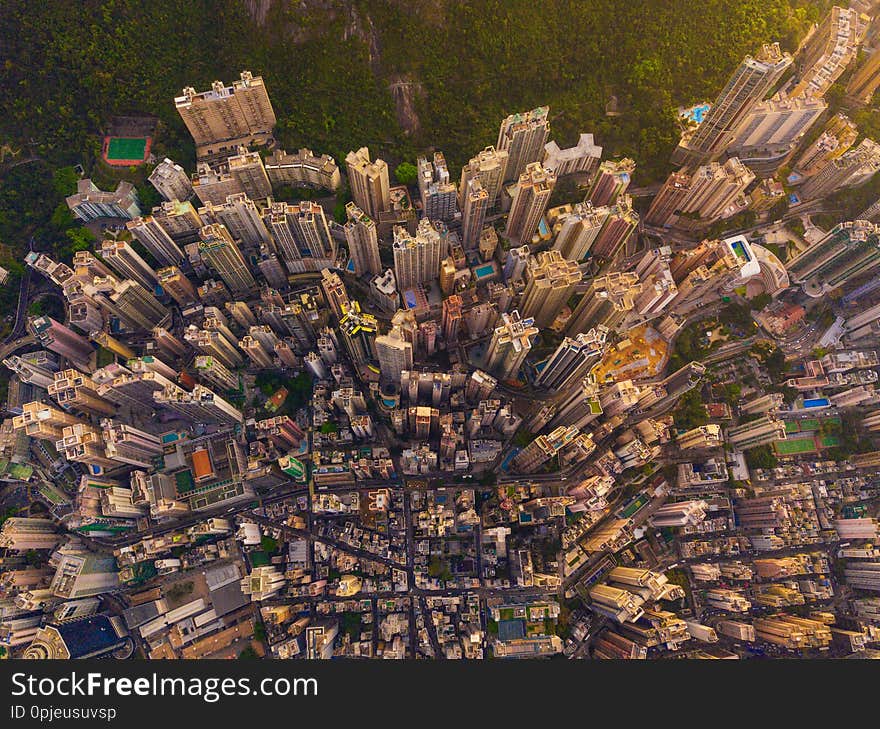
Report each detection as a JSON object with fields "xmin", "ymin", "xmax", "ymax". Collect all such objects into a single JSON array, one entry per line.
[
  {"xmin": 803, "ymin": 398, "xmax": 830, "ymax": 408},
  {"xmin": 474, "ymin": 263, "xmax": 496, "ymax": 279}
]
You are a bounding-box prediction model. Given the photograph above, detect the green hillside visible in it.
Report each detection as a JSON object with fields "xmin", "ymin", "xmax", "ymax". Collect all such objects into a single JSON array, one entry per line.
[{"xmin": 1, "ymin": 0, "xmax": 824, "ymax": 182}]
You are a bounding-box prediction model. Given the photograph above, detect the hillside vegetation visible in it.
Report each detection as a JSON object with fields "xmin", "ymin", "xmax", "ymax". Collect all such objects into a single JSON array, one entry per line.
[{"xmin": 1, "ymin": 0, "xmax": 824, "ymax": 179}]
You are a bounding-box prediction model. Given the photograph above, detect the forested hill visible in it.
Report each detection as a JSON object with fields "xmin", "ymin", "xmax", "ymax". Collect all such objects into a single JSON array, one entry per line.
[{"xmin": 2, "ymin": 0, "xmax": 824, "ymax": 180}]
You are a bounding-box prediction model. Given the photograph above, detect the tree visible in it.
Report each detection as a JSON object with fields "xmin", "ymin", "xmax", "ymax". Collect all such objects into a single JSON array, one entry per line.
[
  {"xmin": 745, "ymin": 444, "xmax": 778, "ymax": 470},
  {"xmin": 748, "ymin": 293, "xmax": 772, "ymax": 311},
  {"xmin": 394, "ymin": 162, "xmax": 418, "ymax": 186}
]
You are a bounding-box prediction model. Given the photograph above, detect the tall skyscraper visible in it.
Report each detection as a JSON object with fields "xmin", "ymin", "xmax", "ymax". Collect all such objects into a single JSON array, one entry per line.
[
  {"xmin": 28, "ymin": 317, "xmax": 93, "ymax": 366},
  {"xmin": 226, "ymin": 146, "xmax": 272, "ymax": 200},
  {"xmin": 175, "ymin": 71, "xmax": 276, "ymax": 158},
  {"xmin": 198, "ymin": 223, "xmax": 256, "ymax": 294},
  {"xmin": 798, "ymin": 138, "xmax": 880, "ymax": 201},
  {"xmin": 566, "ymin": 272, "xmax": 640, "ymax": 335},
  {"xmin": 728, "ymin": 96, "xmax": 826, "ymax": 175},
  {"xmin": 846, "ymin": 42, "xmax": 880, "ymax": 105},
  {"xmin": 191, "ymin": 161, "xmax": 245, "ymax": 205},
  {"xmin": 392, "ymin": 218, "xmax": 448, "ymax": 289},
  {"xmin": 345, "ymin": 147, "xmax": 390, "ymax": 219},
  {"xmin": 543, "ymin": 133, "xmax": 603, "ymax": 177},
  {"xmin": 787, "ymin": 220, "xmax": 880, "ymax": 295},
  {"xmin": 497, "ymin": 107, "xmax": 551, "ymax": 183},
  {"xmin": 148, "ymin": 158, "xmax": 193, "ymax": 202},
  {"xmin": 157, "ymin": 266, "xmax": 198, "ymax": 305},
  {"xmin": 262, "ymin": 200, "xmax": 336, "ymax": 273},
  {"xmin": 338, "ymin": 301, "xmax": 378, "ymax": 367},
  {"xmin": 505, "ymin": 162, "xmax": 556, "ymax": 245},
  {"xmin": 99, "ymin": 239, "xmax": 158, "ymax": 290},
  {"xmin": 199, "ymin": 193, "xmax": 272, "ymax": 248},
  {"xmin": 152, "ymin": 199, "xmax": 204, "ymax": 244},
  {"xmin": 344, "ymin": 202, "xmax": 381, "ymax": 276},
  {"xmin": 645, "ymin": 158, "xmax": 755, "ymax": 230},
  {"xmin": 417, "ymin": 152, "xmax": 457, "ymax": 221},
  {"xmin": 788, "ymin": 6, "xmax": 868, "ymax": 100},
  {"xmin": 125, "ymin": 216, "xmax": 185, "ymax": 267},
  {"xmin": 520, "ymin": 250, "xmax": 583, "ymax": 328},
  {"xmin": 671, "ymin": 43, "xmax": 793, "ymax": 167},
  {"xmin": 375, "ymin": 325, "xmax": 414, "ymax": 383},
  {"xmin": 460, "ymin": 145, "xmax": 509, "ymax": 208},
  {"xmin": 590, "ymin": 196, "xmax": 640, "ymax": 261},
  {"xmin": 587, "ymin": 158, "xmax": 635, "ymax": 207},
  {"xmin": 534, "ymin": 327, "xmax": 608, "ymax": 391},
  {"xmin": 442, "ymin": 294, "xmax": 462, "ymax": 343},
  {"xmin": 105, "ymin": 280, "xmax": 168, "ymax": 331},
  {"xmin": 485, "ymin": 311, "xmax": 539, "ymax": 380},
  {"xmin": 460, "ymin": 178, "xmax": 490, "ymax": 250},
  {"xmin": 320, "ymin": 269, "xmax": 351, "ymax": 320},
  {"xmin": 792, "ymin": 113, "xmax": 858, "ymax": 178}
]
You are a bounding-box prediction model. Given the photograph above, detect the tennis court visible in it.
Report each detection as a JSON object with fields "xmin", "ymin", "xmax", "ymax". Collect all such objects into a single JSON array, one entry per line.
[{"xmin": 103, "ymin": 135, "xmax": 151, "ymax": 166}]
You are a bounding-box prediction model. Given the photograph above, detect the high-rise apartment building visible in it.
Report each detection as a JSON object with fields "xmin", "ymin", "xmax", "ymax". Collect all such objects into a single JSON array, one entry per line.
[
  {"xmin": 548, "ymin": 201, "xmax": 606, "ymax": 261},
  {"xmin": 590, "ymin": 196, "xmax": 639, "ymax": 261},
  {"xmin": 152, "ymin": 199, "xmax": 204, "ymax": 244},
  {"xmin": 226, "ymin": 146, "xmax": 272, "ymax": 200},
  {"xmin": 846, "ymin": 41, "xmax": 880, "ymax": 105},
  {"xmin": 262, "ymin": 200, "xmax": 336, "ymax": 273},
  {"xmin": 28, "ymin": 317, "xmax": 93, "ymax": 366},
  {"xmin": 534, "ymin": 327, "xmax": 608, "ymax": 391},
  {"xmin": 200, "ymin": 193, "xmax": 272, "ymax": 248},
  {"xmin": 392, "ymin": 219, "xmax": 448, "ymax": 290},
  {"xmin": 587, "ymin": 158, "xmax": 635, "ymax": 207},
  {"xmin": 505, "ymin": 162, "xmax": 556, "ymax": 245},
  {"xmin": 175, "ymin": 71, "xmax": 276, "ymax": 159},
  {"xmin": 793, "ymin": 113, "xmax": 858, "ymax": 178},
  {"xmin": 157, "ymin": 266, "xmax": 198, "ymax": 305},
  {"xmin": 566, "ymin": 272, "xmax": 640, "ymax": 335},
  {"xmin": 0, "ymin": 518, "xmax": 62, "ymax": 551},
  {"xmin": 338, "ymin": 301, "xmax": 378, "ymax": 367},
  {"xmin": 787, "ymin": 220, "xmax": 880, "ymax": 295},
  {"xmin": 460, "ymin": 178, "xmax": 489, "ymax": 250},
  {"xmin": 726, "ymin": 415, "xmax": 787, "ymax": 450},
  {"xmin": 497, "ymin": 107, "xmax": 551, "ymax": 183},
  {"xmin": 191, "ymin": 162, "xmax": 244, "ymax": 205},
  {"xmin": 148, "ymin": 158, "xmax": 193, "ymax": 202},
  {"xmin": 646, "ymin": 158, "xmax": 755, "ymax": 230},
  {"xmin": 543, "ymin": 133, "xmax": 603, "ymax": 177},
  {"xmin": 460, "ymin": 145, "xmax": 509, "ymax": 208},
  {"xmin": 100, "ymin": 239, "xmax": 158, "ymax": 290},
  {"xmin": 417, "ymin": 152, "xmax": 457, "ymax": 221},
  {"xmin": 125, "ymin": 216, "xmax": 185, "ymax": 267},
  {"xmin": 485, "ymin": 310, "xmax": 539, "ymax": 380},
  {"xmin": 729, "ymin": 96, "xmax": 826, "ymax": 175},
  {"xmin": 320, "ymin": 269, "xmax": 351, "ymax": 320},
  {"xmin": 798, "ymin": 138, "xmax": 880, "ymax": 201},
  {"xmin": 263, "ymin": 147, "xmax": 341, "ymax": 191},
  {"xmin": 344, "ymin": 202, "xmax": 381, "ymax": 276},
  {"xmin": 198, "ymin": 223, "xmax": 256, "ymax": 294},
  {"xmin": 65, "ymin": 179, "xmax": 141, "ymax": 222},
  {"xmin": 104, "ymin": 280, "xmax": 168, "ymax": 331},
  {"xmin": 345, "ymin": 147, "xmax": 390, "ymax": 220},
  {"xmin": 520, "ymin": 250, "xmax": 583, "ymax": 328},
  {"xmin": 671, "ymin": 43, "xmax": 793, "ymax": 167},
  {"xmin": 788, "ymin": 6, "xmax": 869, "ymax": 100},
  {"xmin": 375, "ymin": 325, "xmax": 414, "ymax": 384}
]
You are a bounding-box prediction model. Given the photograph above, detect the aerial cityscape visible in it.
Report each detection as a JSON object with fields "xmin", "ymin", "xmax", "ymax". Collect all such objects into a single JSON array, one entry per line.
[{"xmin": 5, "ymin": 1, "xmax": 880, "ymax": 662}]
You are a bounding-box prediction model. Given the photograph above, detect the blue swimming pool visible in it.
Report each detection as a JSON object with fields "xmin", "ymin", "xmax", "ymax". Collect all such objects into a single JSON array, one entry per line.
[
  {"xmin": 803, "ymin": 398, "xmax": 830, "ymax": 408},
  {"xmin": 474, "ymin": 263, "xmax": 495, "ymax": 279}
]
